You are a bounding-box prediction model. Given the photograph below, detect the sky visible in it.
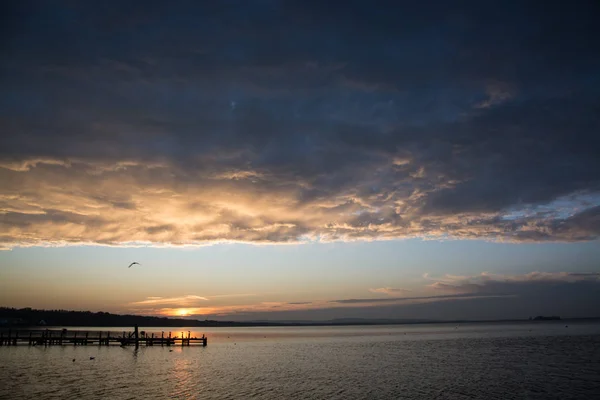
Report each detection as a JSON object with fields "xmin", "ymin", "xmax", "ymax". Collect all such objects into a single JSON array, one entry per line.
[{"xmin": 1, "ymin": 0, "xmax": 599, "ymax": 321}]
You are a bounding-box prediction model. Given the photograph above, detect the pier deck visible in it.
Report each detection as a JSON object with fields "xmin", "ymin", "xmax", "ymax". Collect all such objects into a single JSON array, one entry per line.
[{"xmin": 0, "ymin": 325, "xmax": 207, "ymax": 347}]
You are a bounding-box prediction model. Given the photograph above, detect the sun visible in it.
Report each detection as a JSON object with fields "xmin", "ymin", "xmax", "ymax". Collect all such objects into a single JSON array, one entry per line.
[
  {"xmin": 165, "ymin": 307, "xmax": 210, "ymax": 317},
  {"xmin": 175, "ymin": 308, "xmax": 191, "ymax": 317}
]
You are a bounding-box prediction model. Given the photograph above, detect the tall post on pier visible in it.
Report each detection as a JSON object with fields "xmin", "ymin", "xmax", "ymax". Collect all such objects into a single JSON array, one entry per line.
[{"xmin": 134, "ymin": 324, "xmax": 139, "ymax": 348}]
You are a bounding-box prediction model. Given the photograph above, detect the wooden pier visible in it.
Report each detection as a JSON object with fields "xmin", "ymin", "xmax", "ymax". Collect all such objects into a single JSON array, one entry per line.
[{"xmin": 0, "ymin": 325, "xmax": 207, "ymax": 347}]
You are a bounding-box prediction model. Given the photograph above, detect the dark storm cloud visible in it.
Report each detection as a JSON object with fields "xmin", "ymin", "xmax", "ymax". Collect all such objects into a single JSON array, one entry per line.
[{"xmin": 1, "ymin": 0, "xmax": 600, "ymax": 248}]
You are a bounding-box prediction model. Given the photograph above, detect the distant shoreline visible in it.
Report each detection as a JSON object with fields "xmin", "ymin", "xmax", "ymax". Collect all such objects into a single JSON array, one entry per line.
[
  {"xmin": 2, "ymin": 307, "xmax": 599, "ymax": 328},
  {"xmin": 12, "ymin": 318, "xmax": 600, "ymax": 329}
]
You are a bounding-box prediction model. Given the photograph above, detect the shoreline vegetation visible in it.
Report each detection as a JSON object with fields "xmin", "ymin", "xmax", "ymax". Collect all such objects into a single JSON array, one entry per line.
[{"xmin": 1, "ymin": 307, "xmax": 597, "ymax": 328}]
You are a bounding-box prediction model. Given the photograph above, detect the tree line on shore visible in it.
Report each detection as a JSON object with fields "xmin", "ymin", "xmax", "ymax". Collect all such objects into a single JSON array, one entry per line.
[{"xmin": 0, "ymin": 307, "xmax": 255, "ymax": 327}]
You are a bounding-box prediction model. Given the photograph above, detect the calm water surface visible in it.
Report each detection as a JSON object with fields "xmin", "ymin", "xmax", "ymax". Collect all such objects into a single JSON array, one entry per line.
[{"xmin": 1, "ymin": 322, "xmax": 599, "ymax": 399}]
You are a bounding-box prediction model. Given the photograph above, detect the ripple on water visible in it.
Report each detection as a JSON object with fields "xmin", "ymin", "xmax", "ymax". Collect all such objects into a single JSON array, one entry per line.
[{"xmin": 1, "ymin": 325, "xmax": 600, "ymax": 399}]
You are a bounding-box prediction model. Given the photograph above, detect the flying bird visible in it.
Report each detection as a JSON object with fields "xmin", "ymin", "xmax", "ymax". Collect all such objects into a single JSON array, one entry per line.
[{"xmin": 127, "ymin": 262, "xmax": 141, "ymax": 268}]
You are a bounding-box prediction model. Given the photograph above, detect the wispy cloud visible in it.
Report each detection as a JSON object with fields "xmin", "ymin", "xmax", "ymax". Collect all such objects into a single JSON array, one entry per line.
[
  {"xmin": 331, "ymin": 293, "xmax": 511, "ymax": 305},
  {"xmin": 209, "ymin": 293, "xmax": 257, "ymax": 299},
  {"xmin": 425, "ymin": 271, "xmax": 600, "ymax": 294},
  {"xmin": 139, "ymin": 301, "xmax": 334, "ymax": 318},
  {"xmin": 475, "ymin": 81, "xmax": 515, "ymax": 109},
  {"xmin": 369, "ymin": 287, "xmax": 411, "ymax": 296},
  {"xmin": 129, "ymin": 295, "xmax": 209, "ymax": 306}
]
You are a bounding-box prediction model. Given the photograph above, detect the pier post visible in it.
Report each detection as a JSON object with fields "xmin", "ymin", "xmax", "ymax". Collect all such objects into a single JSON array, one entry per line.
[{"xmin": 134, "ymin": 325, "xmax": 139, "ymax": 348}]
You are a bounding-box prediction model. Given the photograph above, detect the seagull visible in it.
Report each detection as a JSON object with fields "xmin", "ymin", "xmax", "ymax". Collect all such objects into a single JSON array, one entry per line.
[{"xmin": 128, "ymin": 262, "xmax": 141, "ymax": 268}]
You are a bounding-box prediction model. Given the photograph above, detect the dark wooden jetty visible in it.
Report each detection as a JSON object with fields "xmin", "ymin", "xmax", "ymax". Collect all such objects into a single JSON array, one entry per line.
[{"xmin": 0, "ymin": 325, "xmax": 207, "ymax": 347}]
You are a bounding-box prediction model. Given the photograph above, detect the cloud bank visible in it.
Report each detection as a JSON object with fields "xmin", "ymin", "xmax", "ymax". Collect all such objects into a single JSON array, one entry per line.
[{"xmin": 1, "ymin": 1, "xmax": 600, "ymax": 249}]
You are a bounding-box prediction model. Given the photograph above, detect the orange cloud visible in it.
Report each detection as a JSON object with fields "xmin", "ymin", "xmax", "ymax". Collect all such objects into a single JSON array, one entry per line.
[
  {"xmin": 0, "ymin": 158, "xmax": 597, "ymax": 250},
  {"xmin": 130, "ymin": 295, "xmax": 209, "ymax": 306},
  {"xmin": 151, "ymin": 301, "xmax": 332, "ymax": 317}
]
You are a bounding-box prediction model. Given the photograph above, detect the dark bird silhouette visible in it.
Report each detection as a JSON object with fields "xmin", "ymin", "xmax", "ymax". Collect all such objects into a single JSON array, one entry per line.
[
  {"xmin": 89, "ymin": 357, "xmax": 95, "ymax": 360},
  {"xmin": 72, "ymin": 359, "xmax": 76, "ymax": 362},
  {"xmin": 127, "ymin": 262, "xmax": 141, "ymax": 268}
]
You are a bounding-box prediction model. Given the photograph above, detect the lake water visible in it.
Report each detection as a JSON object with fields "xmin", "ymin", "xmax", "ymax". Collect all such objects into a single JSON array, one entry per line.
[{"xmin": 1, "ymin": 322, "xmax": 599, "ymax": 399}]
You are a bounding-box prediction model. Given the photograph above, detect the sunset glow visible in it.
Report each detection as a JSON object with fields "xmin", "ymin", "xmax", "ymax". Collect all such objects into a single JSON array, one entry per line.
[
  {"xmin": 174, "ymin": 309, "xmax": 193, "ymax": 317},
  {"xmin": 0, "ymin": 0, "xmax": 599, "ymax": 323},
  {"xmin": 2, "ymin": 3, "xmax": 600, "ymax": 399}
]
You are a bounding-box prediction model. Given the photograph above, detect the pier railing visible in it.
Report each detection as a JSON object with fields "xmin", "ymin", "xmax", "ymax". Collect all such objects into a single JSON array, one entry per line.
[{"xmin": 0, "ymin": 326, "xmax": 207, "ymax": 347}]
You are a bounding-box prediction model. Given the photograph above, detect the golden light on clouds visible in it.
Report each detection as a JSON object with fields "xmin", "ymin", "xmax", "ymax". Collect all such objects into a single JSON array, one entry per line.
[{"xmin": 0, "ymin": 157, "xmax": 597, "ymax": 251}]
